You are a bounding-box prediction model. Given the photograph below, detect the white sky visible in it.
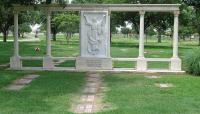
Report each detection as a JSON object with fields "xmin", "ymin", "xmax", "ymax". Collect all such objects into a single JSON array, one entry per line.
[{"xmin": 69, "ymin": 0, "xmax": 73, "ymax": 3}]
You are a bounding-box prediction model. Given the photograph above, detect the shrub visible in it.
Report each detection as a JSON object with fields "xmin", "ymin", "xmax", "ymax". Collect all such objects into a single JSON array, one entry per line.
[{"xmin": 184, "ymin": 48, "xmax": 200, "ymax": 76}]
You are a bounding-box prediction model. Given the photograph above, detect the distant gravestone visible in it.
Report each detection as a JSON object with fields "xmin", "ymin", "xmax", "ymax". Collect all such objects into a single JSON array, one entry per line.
[{"xmin": 76, "ymin": 11, "xmax": 112, "ymax": 70}]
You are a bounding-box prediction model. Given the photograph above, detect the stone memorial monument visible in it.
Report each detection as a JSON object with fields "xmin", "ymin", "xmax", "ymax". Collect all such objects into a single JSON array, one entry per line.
[
  {"xmin": 76, "ymin": 11, "xmax": 113, "ymax": 70},
  {"xmin": 10, "ymin": 4, "xmax": 184, "ymax": 73}
]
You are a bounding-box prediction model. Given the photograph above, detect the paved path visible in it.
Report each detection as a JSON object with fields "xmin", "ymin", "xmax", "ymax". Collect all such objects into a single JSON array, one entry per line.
[
  {"xmin": 73, "ymin": 72, "xmax": 105, "ymax": 113},
  {"xmin": 5, "ymin": 74, "xmax": 40, "ymax": 91}
]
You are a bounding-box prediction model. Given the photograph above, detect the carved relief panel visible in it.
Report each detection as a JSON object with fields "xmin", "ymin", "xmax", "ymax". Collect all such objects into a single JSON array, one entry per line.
[{"xmin": 80, "ymin": 11, "xmax": 109, "ymax": 58}]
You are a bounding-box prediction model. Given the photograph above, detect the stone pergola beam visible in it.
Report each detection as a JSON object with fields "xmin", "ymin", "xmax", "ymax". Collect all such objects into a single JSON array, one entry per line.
[{"xmin": 13, "ymin": 4, "xmax": 180, "ymax": 12}]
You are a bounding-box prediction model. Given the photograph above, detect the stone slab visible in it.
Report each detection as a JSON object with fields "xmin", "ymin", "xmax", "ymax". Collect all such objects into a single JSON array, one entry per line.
[
  {"xmin": 145, "ymin": 76, "xmax": 160, "ymax": 79},
  {"xmin": 24, "ymin": 74, "xmax": 40, "ymax": 79},
  {"xmin": 80, "ymin": 11, "xmax": 110, "ymax": 58},
  {"xmin": 5, "ymin": 85, "xmax": 25, "ymax": 91},
  {"xmin": 14, "ymin": 78, "xmax": 32, "ymax": 85},
  {"xmin": 81, "ymin": 95, "xmax": 95, "ymax": 102},
  {"xmin": 76, "ymin": 57, "xmax": 113, "ymax": 70},
  {"xmin": 155, "ymin": 83, "xmax": 174, "ymax": 88},
  {"xmin": 83, "ymin": 87, "xmax": 98, "ymax": 94}
]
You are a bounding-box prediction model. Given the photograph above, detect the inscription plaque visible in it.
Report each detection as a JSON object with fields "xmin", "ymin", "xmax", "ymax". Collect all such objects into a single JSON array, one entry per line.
[{"xmin": 86, "ymin": 60, "xmax": 102, "ymax": 68}]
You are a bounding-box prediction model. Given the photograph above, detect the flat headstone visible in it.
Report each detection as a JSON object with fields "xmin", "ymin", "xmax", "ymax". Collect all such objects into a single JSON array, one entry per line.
[
  {"xmin": 87, "ymin": 77, "xmax": 99, "ymax": 82},
  {"xmin": 145, "ymin": 76, "xmax": 160, "ymax": 79},
  {"xmin": 86, "ymin": 82, "xmax": 99, "ymax": 88},
  {"xmin": 14, "ymin": 78, "xmax": 32, "ymax": 85},
  {"xmin": 5, "ymin": 85, "xmax": 24, "ymax": 91},
  {"xmin": 156, "ymin": 83, "xmax": 174, "ymax": 88},
  {"xmin": 120, "ymin": 49, "xmax": 128, "ymax": 52},
  {"xmin": 89, "ymin": 73, "xmax": 100, "ymax": 78},
  {"xmin": 24, "ymin": 74, "xmax": 40, "ymax": 79},
  {"xmin": 83, "ymin": 87, "xmax": 98, "ymax": 94},
  {"xmin": 81, "ymin": 95, "xmax": 95, "ymax": 102}
]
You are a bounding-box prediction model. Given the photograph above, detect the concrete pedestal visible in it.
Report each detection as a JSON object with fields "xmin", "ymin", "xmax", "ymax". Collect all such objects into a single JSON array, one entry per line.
[
  {"xmin": 136, "ymin": 57, "xmax": 147, "ymax": 71},
  {"xmin": 76, "ymin": 57, "xmax": 112, "ymax": 70},
  {"xmin": 43, "ymin": 56, "xmax": 54, "ymax": 69},
  {"xmin": 170, "ymin": 57, "xmax": 182, "ymax": 71},
  {"xmin": 10, "ymin": 56, "xmax": 22, "ymax": 69}
]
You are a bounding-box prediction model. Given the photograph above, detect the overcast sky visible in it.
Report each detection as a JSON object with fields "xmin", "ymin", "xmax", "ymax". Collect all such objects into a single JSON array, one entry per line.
[{"xmin": 69, "ymin": 0, "xmax": 73, "ymax": 3}]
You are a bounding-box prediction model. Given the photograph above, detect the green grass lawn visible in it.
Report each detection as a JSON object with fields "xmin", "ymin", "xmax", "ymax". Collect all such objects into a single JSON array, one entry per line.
[
  {"xmin": 0, "ymin": 71, "xmax": 85, "ymax": 114},
  {"xmin": 100, "ymin": 73, "xmax": 200, "ymax": 114},
  {"xmin": 0, "ymin": 35, "xmax": 200, "ymax": 114}
]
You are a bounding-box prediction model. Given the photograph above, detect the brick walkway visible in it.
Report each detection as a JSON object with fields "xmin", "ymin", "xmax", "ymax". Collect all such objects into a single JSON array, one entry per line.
[
  {"xmin": 73, "ymin": 72, "xmax": 104, "ymax": 113},
  {"xmin": 5, "ymin": 74, "xmax": 40, "ymax": 91}
]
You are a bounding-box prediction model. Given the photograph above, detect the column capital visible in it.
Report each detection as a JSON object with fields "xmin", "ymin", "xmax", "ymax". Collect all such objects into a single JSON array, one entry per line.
[
  {"xmin": 13, "ymin": 10, "xmax": 19, "ymax": 14},
  {"xmin": 174, "ymin": 11, "xmax": 180, "ymax": 17},
  {"xmin": 44, "ymin": 8, "xmax": 52, "ymax": 15},
  {"xmin": 139, "ymin": 11, "xmax": 145, "ymax": 15},
  {"xmin": 108, "ymin": 10, "xmax": 111, "ymax": 15}
]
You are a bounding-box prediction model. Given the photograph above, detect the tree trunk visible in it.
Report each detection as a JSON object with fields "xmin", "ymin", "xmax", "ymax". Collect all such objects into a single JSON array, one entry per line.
[
  {"xmin": 199, "ymin": 33, "xmax": 200, "ymax": 46},
  {"xmin": 157, "ymin": 31, "xmax": 162, "ymax": 43},
  {"xmin": 22, "ymin": 33, "xmax": 24, "ymax": 38},
  {"xmin": 3, "ymin": 31, "xmax": 7, "ymax": 42},
  {"xmin": 52, "ymin": 33, "xmax": 56, "ymax": 41},
  {"xmin": 145, "ymin": 33, "xmax": 148, "ymax": 43},
  {"xmin": 110, "ymin": 33, "xmax": 112, "ymax": 43},
  {"xmin": 66, "ymin": 33, "xmax": 71, "ymax": 45}
]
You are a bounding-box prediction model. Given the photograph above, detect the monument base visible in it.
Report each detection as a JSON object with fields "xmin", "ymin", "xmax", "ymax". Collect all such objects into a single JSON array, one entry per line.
[
  {"xmin": 170, "ymin": 57, "xmax": 182, "ymax": 71},
  {"xmin": 136, "ymin": 57, "xmax": 147, "ymax": 71},
  {"xmin": 10, "ymin": 56, "xmax": 22, "ymax": 69},
  {"xmin": 43, "ymin": 56, "xmax": 54, "ymax": 69},
  {"xmin": 76, "ymin": 57, "xmax": 113, "ymax": 70}
]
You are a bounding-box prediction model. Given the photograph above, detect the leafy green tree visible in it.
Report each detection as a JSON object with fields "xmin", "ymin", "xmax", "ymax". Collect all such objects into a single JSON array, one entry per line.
[
  {"xmin": 53, "ymin": 12, "xmax": 79, "ymax": 44},
  {"xmin": 183, "ymin": 0, "xmax": 200, "ymax": 45},
  {"xmin": 121, "ymin": 27, "xmax": 131, "ymax": 38},
  {"xmin": 19, "ymin": 23, "xmax": 32, "ymax": 38},
  {"xmin": 0, "ymin": 0, "xmax": 13, "ymax": 42}
]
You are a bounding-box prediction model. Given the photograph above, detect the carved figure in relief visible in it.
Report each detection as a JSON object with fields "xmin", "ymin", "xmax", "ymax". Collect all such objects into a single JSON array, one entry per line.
[{"xmin": 84, "ymin": 14, "xmax": 106, "ymax": 55}]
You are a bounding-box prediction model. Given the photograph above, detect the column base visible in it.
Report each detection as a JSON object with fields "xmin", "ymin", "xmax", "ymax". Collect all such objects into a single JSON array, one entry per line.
[
  {"xmin": 10, "ymin": 56, "xmax": 22, "ymax": 69},
  {"xmin": 136, "ymin": 57, "xmax": 147, "ymax": 71},
  {"xmin": 43, "ymin": 56, "xmax": 54, "ymax": 69},
  {"xmin": 170, "ymin": 57, "xmax": 182, "ymax": 71},
  {"xmin": 76, "ymin": 57, "xmax": 113, "ymax": 70}
]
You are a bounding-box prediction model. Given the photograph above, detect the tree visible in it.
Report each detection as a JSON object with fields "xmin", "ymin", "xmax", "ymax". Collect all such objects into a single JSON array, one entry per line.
[
  {"xmin": 0, "ymin": 0, "xmax": 13, "ymax": 42},
  {"xmin": 53, "ymin": 12, "xmax": 79, "ymax": 44},
  {"xmin": 19, "ymin": 23, "xmax": 32, "ymax": 38},
  {"xmin": 183, "ymin": 0, "xmax": 200, "ymax": 45},
  {"xmin": 51, "ymin": 12, "xmax": 61, "ymax": 41},
  {"xmin": 121, "ymin": 27, "xmax": 131, "ymax": 38},
  {"xmin": 152, "ymin": 13, "xmax": 173, "ymax": 43}
]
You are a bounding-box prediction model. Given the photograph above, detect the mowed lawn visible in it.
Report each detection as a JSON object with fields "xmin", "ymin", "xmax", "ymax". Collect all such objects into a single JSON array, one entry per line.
[
  {"xmin": 0, "ymin": 71, "xmax": 85, "ymax": 114},
  {"xmin": 99, "ymin": 73, "xmax": 200, "ymax": 114},
  {"xmin": 0, "ymin": 35, "xmax": 200, "ymax": 113}
]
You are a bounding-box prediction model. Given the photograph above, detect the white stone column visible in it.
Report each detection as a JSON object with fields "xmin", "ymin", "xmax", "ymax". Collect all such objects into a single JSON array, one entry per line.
[
  {"xmin": 43, "ymin": 9, "xmax": 54, "ymax": 69},
  {"xmin": 139, "ymin": 11, "xmax": 145, "ymax": 58},
  {"xmin": 10, "ymin": 11, "xmax": 22, "ymax": 69},
  {"xmin": 108, "ymin": 10, "xmax": 111, "ymax": 58},
  {"xmin": 170, "ymin": 11, "xmax": 181, "ymax": 71},
  {"xmin": 137, "ymin": 11, "xmax": 147, "ymax": 71}
]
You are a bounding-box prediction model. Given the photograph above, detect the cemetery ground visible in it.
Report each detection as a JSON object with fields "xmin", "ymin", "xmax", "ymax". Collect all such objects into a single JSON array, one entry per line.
[{"xmin": 1, "ymin": 35, "xmax": 200, "ymax": 113}]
